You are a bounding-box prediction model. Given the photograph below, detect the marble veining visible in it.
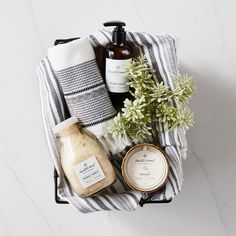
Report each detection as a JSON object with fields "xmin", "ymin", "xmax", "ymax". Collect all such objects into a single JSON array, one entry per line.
[
  {"xmin": 0, "ymin": 0, "xmax": 235, "ymax": 235},
  {"xmin": 188, "ymin": 143, "xmax": 227, "ymax": 236},
  {"xmin": 28, "ymin": 0, "xmax": 45, "ymax": 53},
  {"xmin": 0, "ymin": 150, "xmax": 56, "ymax": 236},
  {"xmin": 131, "ymin": 0, "xmax": 150, "ymax": 31},
  {"xmin": 211, "ymin": 0, "xmax": 236, "ymax": 75}
]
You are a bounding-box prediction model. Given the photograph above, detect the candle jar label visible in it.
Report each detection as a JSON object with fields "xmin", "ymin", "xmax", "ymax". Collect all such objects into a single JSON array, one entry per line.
[{"xmin": 125, "ymin": 147, "xmax": 168, "ymax": 191}]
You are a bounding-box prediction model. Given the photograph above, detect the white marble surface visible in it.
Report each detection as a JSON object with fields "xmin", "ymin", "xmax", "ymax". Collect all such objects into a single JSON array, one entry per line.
[{"xmin": 0, "ymin": 0, "xmax": 235, "ymax": 235}]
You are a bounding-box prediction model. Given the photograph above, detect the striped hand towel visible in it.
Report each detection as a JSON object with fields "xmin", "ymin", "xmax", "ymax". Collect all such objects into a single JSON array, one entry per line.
[
  {"xmin": 36, "ymin": 30, "xmax": 188, "ymax": 213},
  {"xmin": 47, "ymin": 37, "xmax": 132, "ymax": 155}
]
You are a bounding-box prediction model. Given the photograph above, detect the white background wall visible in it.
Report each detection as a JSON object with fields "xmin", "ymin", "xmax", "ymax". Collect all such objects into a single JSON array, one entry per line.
[{"xmin": 0, "ymin": 0, "xmax": 235, "ymax": 235}]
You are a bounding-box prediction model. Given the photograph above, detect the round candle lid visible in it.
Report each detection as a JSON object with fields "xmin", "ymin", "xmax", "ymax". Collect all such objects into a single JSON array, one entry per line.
[{"xmin": 121, "ymin": 143, "xmax": 169, "ymax": 193}]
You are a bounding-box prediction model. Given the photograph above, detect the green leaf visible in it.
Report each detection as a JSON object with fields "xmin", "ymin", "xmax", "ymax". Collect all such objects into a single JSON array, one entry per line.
[
  {"xmin": 108, "ymin": 54, "xmax": 196, "ymax": 141},
  {"xmin": 173, "ymin": 75, "xmax": 196, "ymax": 104}
]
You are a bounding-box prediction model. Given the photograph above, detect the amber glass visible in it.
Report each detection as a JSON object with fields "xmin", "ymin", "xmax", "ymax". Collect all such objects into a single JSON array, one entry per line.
[{"xmin": 104, "ymin": 43, "xmax": 133, "ymax": 111}]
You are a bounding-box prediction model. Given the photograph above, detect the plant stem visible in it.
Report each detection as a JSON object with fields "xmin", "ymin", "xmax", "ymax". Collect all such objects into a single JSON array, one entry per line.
[{"xmin": 151, "ymin": 122, "xmax": 160, "ymax": 146}]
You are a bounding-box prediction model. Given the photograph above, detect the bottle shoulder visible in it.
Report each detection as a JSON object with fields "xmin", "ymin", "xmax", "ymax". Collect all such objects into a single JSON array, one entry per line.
[
  {"xmin": 105, "ymin": 43, "xmax": 132, "ymax": 59},
  {"xmin": 105, "ymin": 42, "xmax": 130, "ymax": 49}
]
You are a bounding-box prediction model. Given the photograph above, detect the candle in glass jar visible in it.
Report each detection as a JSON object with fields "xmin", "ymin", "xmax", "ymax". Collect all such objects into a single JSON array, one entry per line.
[{"xmin": 121, "ymin": 143, "xmax": 169, "ymax": 193}]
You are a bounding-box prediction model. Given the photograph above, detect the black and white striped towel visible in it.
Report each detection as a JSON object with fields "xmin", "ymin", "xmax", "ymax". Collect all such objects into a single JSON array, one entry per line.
[{"xmin": 36, "ymin": 30, "xmax": 188, "ymax": 213}]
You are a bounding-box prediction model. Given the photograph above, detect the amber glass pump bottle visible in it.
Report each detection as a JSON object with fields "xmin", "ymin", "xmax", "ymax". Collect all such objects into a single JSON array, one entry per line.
[{"xmin": 103, "ymin": 21, "xmax": 132, "ymax": 110}]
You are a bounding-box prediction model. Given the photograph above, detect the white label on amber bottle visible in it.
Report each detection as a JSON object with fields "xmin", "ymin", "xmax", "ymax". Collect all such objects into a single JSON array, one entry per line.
[
  {"xmin": 105, "ymin": 58, "xmax": 131, "ymax": 93},
  {"xmin": 73, "ymin": 156, "xmax": 105, "ymax": 189}
]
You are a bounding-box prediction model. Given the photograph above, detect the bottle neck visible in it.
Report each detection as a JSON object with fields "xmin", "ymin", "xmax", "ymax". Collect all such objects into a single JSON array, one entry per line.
[
  {"xmin": 112, "ymin": 30, "xmax": 126, "ymax": 46},
  {"xmin": 57, "ymin": 123, "xmax": 81, "ymax": 139}
]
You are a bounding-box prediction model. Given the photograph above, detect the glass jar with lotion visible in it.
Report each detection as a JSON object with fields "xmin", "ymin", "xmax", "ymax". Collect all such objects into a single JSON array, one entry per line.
[{"xmin": 54, "ymin": 117, "xmax": 116, "ymax": 198}]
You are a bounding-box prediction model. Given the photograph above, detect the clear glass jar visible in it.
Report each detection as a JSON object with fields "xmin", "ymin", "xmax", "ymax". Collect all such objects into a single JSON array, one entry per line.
[{"xmin": 54, "ymin": 117, "xmax": 116, "ymax": 198}]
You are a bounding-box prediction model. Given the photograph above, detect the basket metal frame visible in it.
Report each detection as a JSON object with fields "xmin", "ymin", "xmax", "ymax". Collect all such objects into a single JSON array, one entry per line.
[{"xmin": 53, "ymin": 38, "xmax": 172, "ymax": 207}]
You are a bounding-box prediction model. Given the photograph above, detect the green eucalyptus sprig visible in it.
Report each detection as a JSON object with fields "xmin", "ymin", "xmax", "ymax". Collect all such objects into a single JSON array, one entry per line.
[{"xmin": 108, "ymin": 55, "xmax": 196, "ymax": 141}]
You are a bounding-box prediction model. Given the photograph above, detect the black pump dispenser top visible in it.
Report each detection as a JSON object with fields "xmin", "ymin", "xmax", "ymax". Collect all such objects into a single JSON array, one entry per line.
[{"xmin": 103, "ymin": 21, "xmax": 126, "ymax": 45}]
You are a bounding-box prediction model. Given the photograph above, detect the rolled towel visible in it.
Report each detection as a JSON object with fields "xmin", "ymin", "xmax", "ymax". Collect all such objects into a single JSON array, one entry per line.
[{"xmin": 48, "ymin": 37, "xmax": 132, "ymax": 154}]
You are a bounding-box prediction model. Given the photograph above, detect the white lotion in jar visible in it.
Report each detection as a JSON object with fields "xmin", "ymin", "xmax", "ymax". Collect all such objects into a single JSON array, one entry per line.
[{"xmin": 54, "ymin": 117, "xmax": 116, "ymax": 197}]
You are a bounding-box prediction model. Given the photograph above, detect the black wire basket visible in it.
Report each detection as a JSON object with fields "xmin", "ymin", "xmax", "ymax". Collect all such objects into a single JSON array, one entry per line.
[{"xmin": 53, "ymin": 38, "xmax": 172, "ymax": 207}]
